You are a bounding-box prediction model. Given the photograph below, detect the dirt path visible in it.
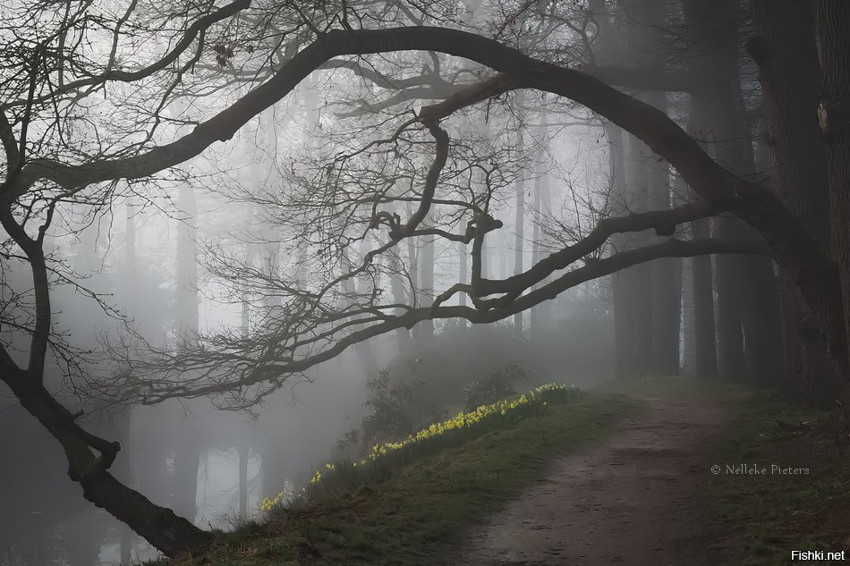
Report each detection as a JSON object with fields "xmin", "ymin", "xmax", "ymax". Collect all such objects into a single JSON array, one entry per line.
[{"xmin": 446, "ymin": 397, "xmax": 727, "ymax": 565}]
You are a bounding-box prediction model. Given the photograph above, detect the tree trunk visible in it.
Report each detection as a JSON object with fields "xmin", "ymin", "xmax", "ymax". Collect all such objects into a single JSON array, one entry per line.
[
  {"xmin": 458, "ymin": 240, "xmax": 468, "ymax": 311},
  {"xmin": 818, "ymin": 1, "xmax": 850, "ymax": 396},
  {"xmin": 692, "ymin": 218, "xmax": 717, "ymax": 377},
  {"xmin": 418, "ymin": 235, "xmax": 435, "ymax": 344},
  {"xmin": 173, "ymin": 184, "xmax": 201, "ymax": 523},
  {"xmin": 389, "ymin": 253, "xmax": 414, "ymax": 352},
  {"xmin": 684, "ymin": 0, "xmax": 783, "ymax": 383},
  {"xmin": 238, "ymin": 444, "xmax": 249, "ymax": 520},
  {"xmin": 606, "ymin": 121, "xmax": 635, "ymax": 377},
  {"xmin": 513, "ymin": 109, "xmax": 526, "ymax": 338},
  {"xmin": 622, "ymin": 127, "xmax": 655, "ymax": 377},
  {"xmin": 530, "ymin": 108, "xmax": 553, "ymax": 340},
  {"xmin": 172, "ymin": 440, "xmax": 200, "ymax": 524},
  {"xmin": 681, "ymin": 256, "xmax": 695, "ymax": 375}
]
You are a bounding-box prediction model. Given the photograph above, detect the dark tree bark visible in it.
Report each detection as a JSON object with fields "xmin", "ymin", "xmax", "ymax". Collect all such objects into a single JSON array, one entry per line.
[
  {"xmin": 819, "ymin": 1, "xmax": 850, "ymax": 384},
  {"xmin": 748, "ymin": 0, "xmax": 836, "ymax": 400}
]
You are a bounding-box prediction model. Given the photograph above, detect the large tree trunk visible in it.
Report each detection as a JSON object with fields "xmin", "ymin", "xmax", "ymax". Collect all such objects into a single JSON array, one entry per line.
[{"xmin": 818, "ymin": 1, "xmax": 850, "ymax": 394}]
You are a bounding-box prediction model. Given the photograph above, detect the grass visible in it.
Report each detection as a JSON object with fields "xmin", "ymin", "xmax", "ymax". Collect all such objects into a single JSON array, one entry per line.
[
  {"xmin": 152, "ymin": 386, "xmax": 643, "ymax": 566},
  {"xmin": 705, "ymin": 387, "xmax": 850, "ymax": 564},
  {"xmin": 594, "ymin": 374, "xmax": 753, "ymax": 402},
  {"xmin": 600, "ymin": 374, "xmax": 850, "ymax": 564}
]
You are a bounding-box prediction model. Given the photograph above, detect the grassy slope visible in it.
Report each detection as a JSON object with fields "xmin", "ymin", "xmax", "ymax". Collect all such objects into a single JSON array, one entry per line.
[
  {"xmin": 153, "ymin": 376, "xmax": 850, "ymax": 566},
  {"xmin": 155, "ymin": 392, "xmax": 642, "ymax": 566},
  {"xmin": 600, "ymin": 376, "xmax": 850, "ymax": 564}
]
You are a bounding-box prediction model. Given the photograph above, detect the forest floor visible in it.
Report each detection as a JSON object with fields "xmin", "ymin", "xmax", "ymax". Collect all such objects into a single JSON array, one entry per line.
[{"xmin": 445, "ymin": 395, "xmax": 729, "ymax": 565}]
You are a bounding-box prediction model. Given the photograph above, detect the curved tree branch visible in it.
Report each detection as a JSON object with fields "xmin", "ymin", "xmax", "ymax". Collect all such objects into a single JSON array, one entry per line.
[{"xmin": 126, "ymin": 236, "xmax": 770, "ymax": 406}]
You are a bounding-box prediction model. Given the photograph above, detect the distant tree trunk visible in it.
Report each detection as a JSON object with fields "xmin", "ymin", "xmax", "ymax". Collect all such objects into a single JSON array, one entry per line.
[
  {"xmin": 692, "ymin": 218, "xmax": 717, "ymax": 378},
  {"xmin": 171, "ymin": 441, "xmax": 200, "ymax": 524},
  {"xmin": 670, "ymin": 168, "xmax": 694, "ymax": 375},
  {"xmin": 607, "ymin": 123, "xmax": 636, "ymax": 378},
  {"xmin": 496, "ymin": 228, "xmax": 507, "ymax": 280},
  {"xmin": 238, "ymin": 444, "xmax": 249, "ymax": 520},
  {"xmin": 173, "ymin": 184, "xmax": 201, "ymax": 523},
  {"xmin": 530, "ymin": 108, "xmax": 553, "ymax": 340},
  {"xmin": 622, "ymin": 126, "xmax": 656, "ymax": 377},
  {"xmin": 681, "ymin": 255, "xmax": 696, "ymax": 374},
  {"xmin": 590, "ymin": 0, "xmax": 638, "ymax": 378},
  {"xmin": 684, "ymin": 0, "xmax": 782, "ymax": 383},
  {"xmin": 389, "ymin": 253, "xmax": 414, "ymax": 352},
  {"xmin": 713, "ymin": 224, "xmax": 746, "ymax": 380},
  {"xmin": 119, "ymin": 199, "xmax": 138, "ymax": 562},
  {"xmin": 646, "ymin": 97, "xmax": 681, "ymax": 376},
  {"xmin": 343, "ymin": 276, "xmax": 380, "ymax": 376},
  {"xmin": 530, "ymin": 157, "xmax": 541, "ymax": 340},
  {"xmin": 458, "ymin": 240, "xmax": 468, "ymax": 310},
  {"xmin": 406, "ymin": 202, "xmax": 419, "ymax": 291},
  {"xmin": 612, "ymin": 0, "xmax": 672, "ymax": 378},
  {"xmin": 418, "ymin": 235, "xmax": 435, "ymax": 344},
  {"xmin": 176, "ymin": 186, "xmax": 199, "ymax": 339},
  {"xmin": 513, "ymin": 110, "xmax": 526, "ymax": 338}
]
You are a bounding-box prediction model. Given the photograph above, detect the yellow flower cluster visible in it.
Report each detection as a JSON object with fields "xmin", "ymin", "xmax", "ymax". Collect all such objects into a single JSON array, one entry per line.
[
  {"xmin": 300, "ymin": 383, "xmax": 573, "ymax": 488},
  {"xmin": 259, "ymin": 490, "xmax": 284, "ymax": 512},
  {"xmin": 257, "ymin": 384, "xmax": 577, "ymax": 509}
]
